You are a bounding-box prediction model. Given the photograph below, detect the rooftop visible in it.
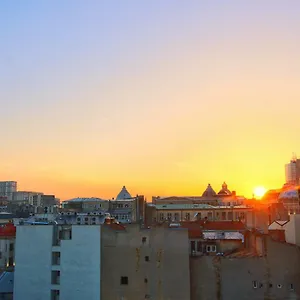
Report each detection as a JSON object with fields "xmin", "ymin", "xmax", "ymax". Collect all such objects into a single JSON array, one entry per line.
[
  {"xmin": 63, "ymin": 197, "xmax": 108, "ymax": 203},
  {"xmin": 116, "ymin": 186, "xmax": 132, "ymax": 200}
]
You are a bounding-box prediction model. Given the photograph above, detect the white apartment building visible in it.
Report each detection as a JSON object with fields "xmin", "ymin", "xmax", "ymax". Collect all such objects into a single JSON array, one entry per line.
[
  {"xmin": 14, "ymin": 224, "xmax": 101, "ymax": 300},
  {"xmin": 285, "ymin": 158, "xmax": 300, "ymax": 185}
]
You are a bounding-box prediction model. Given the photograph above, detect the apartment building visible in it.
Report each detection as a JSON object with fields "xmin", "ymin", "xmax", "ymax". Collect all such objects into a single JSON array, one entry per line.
[{"xmin": 14, "ymin": 224, "xmax": 101, "ymax": 300}]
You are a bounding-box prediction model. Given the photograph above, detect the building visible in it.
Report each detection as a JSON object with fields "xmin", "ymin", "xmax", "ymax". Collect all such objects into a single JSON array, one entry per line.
[
  {"xmin": 101, "ymin": 223, "xmax": 190, "ymax": 300},
  {"xmin": 14, "ymin": 224, "xmax": 102, "ymax": 300},
  {"xmin": 0, "ymin": 182, "xmax": 17, "ymax": 201},
  {"xmin": 152, "ymin": 182, "xmax": 245, "ymax": 207},
  {"xmin": 190, "ymin": 233, "xmax": 300, "ymax": 300},
  {"xmin": 147, "ymin": 202, "xmax": 252, "ymax": 224},
  {"xmin": 0, "ymin": 272, "xmax": 14, "ymax": 300},
  {"xmin": 12, "ymin": 191, "xmax": 43, "ymax": 207},
  {"xmin": 285, "ymin": 157, "xmax": 300, "ymax": 185},
  {"xmin": 174, "ymin": 220, "xmax": 246, "ymax": 256},
  {"xmin": 0, "ymin": 223, "xmax": 16, "ymax": 273},
  {"xmin": 268, "ymin": 214, "xmax": 300, "ymax": 246},
  {"xmin": 61, "ymin": 197, "xmax": 109, "ymax": 213},
  {"xmin": 13, "ymin": 221, "xmax": 190, "ymax": 300},
  {"xmin": 110, "ymin": 186, "xmax": 145, "ymax": 224},
  {"xmin": 277, "ymin": 185, "xmax": 300, "ymax": 214}
]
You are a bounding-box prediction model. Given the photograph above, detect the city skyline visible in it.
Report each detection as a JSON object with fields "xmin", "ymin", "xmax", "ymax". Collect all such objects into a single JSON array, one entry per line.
[{"xmin": 1, "ymin": 1, "xmax": 300, "ymax": 200}]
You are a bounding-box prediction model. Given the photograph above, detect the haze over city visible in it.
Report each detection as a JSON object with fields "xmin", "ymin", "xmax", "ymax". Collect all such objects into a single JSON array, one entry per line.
[{"xmin": 1, "ymin": 1, "xmax": 300, "ymax": 200}]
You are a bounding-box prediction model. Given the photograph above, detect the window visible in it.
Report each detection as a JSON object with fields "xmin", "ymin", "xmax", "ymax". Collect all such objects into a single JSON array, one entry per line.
[
  {"xmin": 222, "ymin": 212, "xmax": 226, "ymax": 220},
  {"xmin": 145, "ymin": 256, "xmax": 149, "ymax": 262},
  {"xmin": 191, "ymin": 241, "xmax": 196, "ymax": 251},
  {"xmin": 144, "ymin": 278, "xmax": 148, "ymax": 283},
  {"xmin": 207, "ymin": 212, "xmax": 212, "ymax": 220},
  {"xmin": 51, "ymin": 271, "xmax": 60, "ymax": 285},
  {"xmin": 51, "ymin": 290, "xmax": 60, "ymax": 300},
  {"xmin": 120, "ymin": 276, "xmax": 128, "ymax": 285},
  {"xmin": 159, "ymin": 213, "xmax": 164, "ymax": 221},
  {"xmin": 197, "ymin": 241, "xmax": 202, "ymax": 252},
  {"xmin": 290, "ymin": 284, "xmax": 294, "ymax": 291},
  {"xmin": 52, "ymin": 252, "xmax": 60, "ymax": 265},
  {"xmin": 206, "ymin": 245, "xmax": 216, "ymax": 252},
  {"xmin": 186, "ymin": 213, "xmax": 190, "ymax": 220},
  {"xmin": 167, "ymin": 213, "xmax": 172, "ymax": 220},
  {"xmin": 277, "ymin": 284, "xmax": 282, "ymax": 289},
  {"xmin": 253, "ymin": 281, "xmax": 258, "ymax": 289},
  {"xmin": 58, "ymin": 227, "xmax": 72, "ymax": 240},
  {"xmin": 228, "ymin": 212, "xmax": 233, "ymax": 220},
  {"xmin": 174, "ymin": 213, "xmax": 179, "ymax": 221},
  {"xmin": 142, "ymin": 237, "xmax": 147, "ymax": 244}
]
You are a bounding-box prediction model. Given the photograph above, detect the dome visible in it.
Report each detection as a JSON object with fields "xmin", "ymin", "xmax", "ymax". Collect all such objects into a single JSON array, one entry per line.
[
  {"xmin": 116, "ymin": 186, "xmax": 132, "ymax": 200},
  {"xmin": 202, "ymin": 184, "xmax": 217, "ymax": 197},
  {"xmin": 218, "ymin": 182, "xmax": 231, "ymax": 195}
]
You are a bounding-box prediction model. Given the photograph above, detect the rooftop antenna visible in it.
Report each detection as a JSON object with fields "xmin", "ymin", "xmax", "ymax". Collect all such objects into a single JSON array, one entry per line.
[{"xmin": 292, "ymin": 152, "xmax": 297, "ymax": 162}]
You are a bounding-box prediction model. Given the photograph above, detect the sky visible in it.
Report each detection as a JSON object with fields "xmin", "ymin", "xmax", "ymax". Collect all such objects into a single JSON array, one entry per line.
[{"xmin": 0, "ymin": 1, "xmax": 300, "ymax": 200}]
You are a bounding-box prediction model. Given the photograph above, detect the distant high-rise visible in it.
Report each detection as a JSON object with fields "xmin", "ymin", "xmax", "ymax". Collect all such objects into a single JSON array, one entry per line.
[
  {"xmin": 0, "ymin": 181, "xmax": 17, "ymax": 200},
  {"xmin": 285, "ymin": 156, "xmax": 300, "ymax": 185}
]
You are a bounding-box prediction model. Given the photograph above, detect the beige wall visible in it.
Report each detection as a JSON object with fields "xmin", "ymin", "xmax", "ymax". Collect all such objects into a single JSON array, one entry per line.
[
  {"xmin": 155, "ymin": 209, "xmax": 250, "ymax": 223},
  {"xmin": 101, "ymin": 224, "xmax": 190, "ymax": 300}
]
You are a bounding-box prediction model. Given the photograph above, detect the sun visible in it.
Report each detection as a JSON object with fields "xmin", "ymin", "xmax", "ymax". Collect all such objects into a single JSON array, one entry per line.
[{"xmin": 253, "ymin": 186, "xmax": 267, "ymax": 199}]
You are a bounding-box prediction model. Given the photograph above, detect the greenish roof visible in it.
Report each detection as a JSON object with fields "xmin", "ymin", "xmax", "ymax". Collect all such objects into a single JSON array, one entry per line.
[{"xmin": 155, "ymin": 204, "xmax": 215, "ymax": 210}]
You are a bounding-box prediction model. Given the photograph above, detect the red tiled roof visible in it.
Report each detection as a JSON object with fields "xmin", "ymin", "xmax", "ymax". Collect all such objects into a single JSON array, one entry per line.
[{"xmin": 202, "ymin": 221, "xmax": 245, "ymax": 231}]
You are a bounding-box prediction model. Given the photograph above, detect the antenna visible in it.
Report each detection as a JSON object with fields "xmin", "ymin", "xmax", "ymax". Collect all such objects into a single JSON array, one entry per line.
[{"xmin": 292, "ymin": 152, "xmax": 297, "ymax": 162}]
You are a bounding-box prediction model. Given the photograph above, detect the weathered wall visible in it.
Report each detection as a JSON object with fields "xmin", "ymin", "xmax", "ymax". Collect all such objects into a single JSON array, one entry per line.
[
  {"xmin": 191, "ymin": 237, "xmax": 300, "ymax": 300},
  {"xmin": 101, "ymin": 224, "xmax": 190, "ymax": 300}
]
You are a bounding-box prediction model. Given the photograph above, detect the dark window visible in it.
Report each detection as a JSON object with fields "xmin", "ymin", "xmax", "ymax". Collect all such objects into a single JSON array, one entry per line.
[
  {"xmin": 121, "ymin": 276, "xmax": 128, "ymax": 285},
  {"xmin": 144, "ymin": 278, "xmax": 148, "ymax": 283},
  {"xmin": 51, "ymin": 271, "xmax": 60, "ymax": 285},
  {"xmin": 191, "ymin": 241, "xmax": 196, "ymax": 251},
  {"xmin": 290, "ymin": 284, "xmax": 294, "ymax": 290},
  {"xmin": 51, "ymin": 290, "xmax": 60, "ymax": 300},
  {"xmin": 197, "ymin": 241, "xmax": 202, "ymax": 252},
  {"xmin": 145, "ymin": 256, "xmax": 149, "ymax": 262},
  {"xmin": 52, "ymin": 252, "xmax": 61, "ymax": 265},
  {"xmin": 142, "ymin": 237, "xmax": 147, "ymax": 244},
  {"xmin": 269, "ymin": 283, "xmax": 273, "ymax": 288}
]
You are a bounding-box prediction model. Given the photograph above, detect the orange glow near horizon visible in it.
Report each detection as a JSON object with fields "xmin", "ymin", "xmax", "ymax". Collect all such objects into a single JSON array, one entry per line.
[{"xmin": 253, "ymin": 186, "xmax": 267, "ymax": 199}]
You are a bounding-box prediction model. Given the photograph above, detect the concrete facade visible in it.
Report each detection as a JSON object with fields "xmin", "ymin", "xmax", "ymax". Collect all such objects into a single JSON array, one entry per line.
[
  {"xmin": 14, "ymin": 225, "xmax": 101, "ymax": 300},
  {"xmin": 101, "ymin": 224, "xmax": 190, "ymax": 300},
  {"xmin": 190, "ymin": 236, "xmax": 300, "ymax": 300}
]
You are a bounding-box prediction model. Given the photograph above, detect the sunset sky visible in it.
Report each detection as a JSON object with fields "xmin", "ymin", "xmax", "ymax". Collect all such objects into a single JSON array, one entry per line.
[{"xmin": 1, "ymin": 1, "xmax": 300, "ymax": 200}]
